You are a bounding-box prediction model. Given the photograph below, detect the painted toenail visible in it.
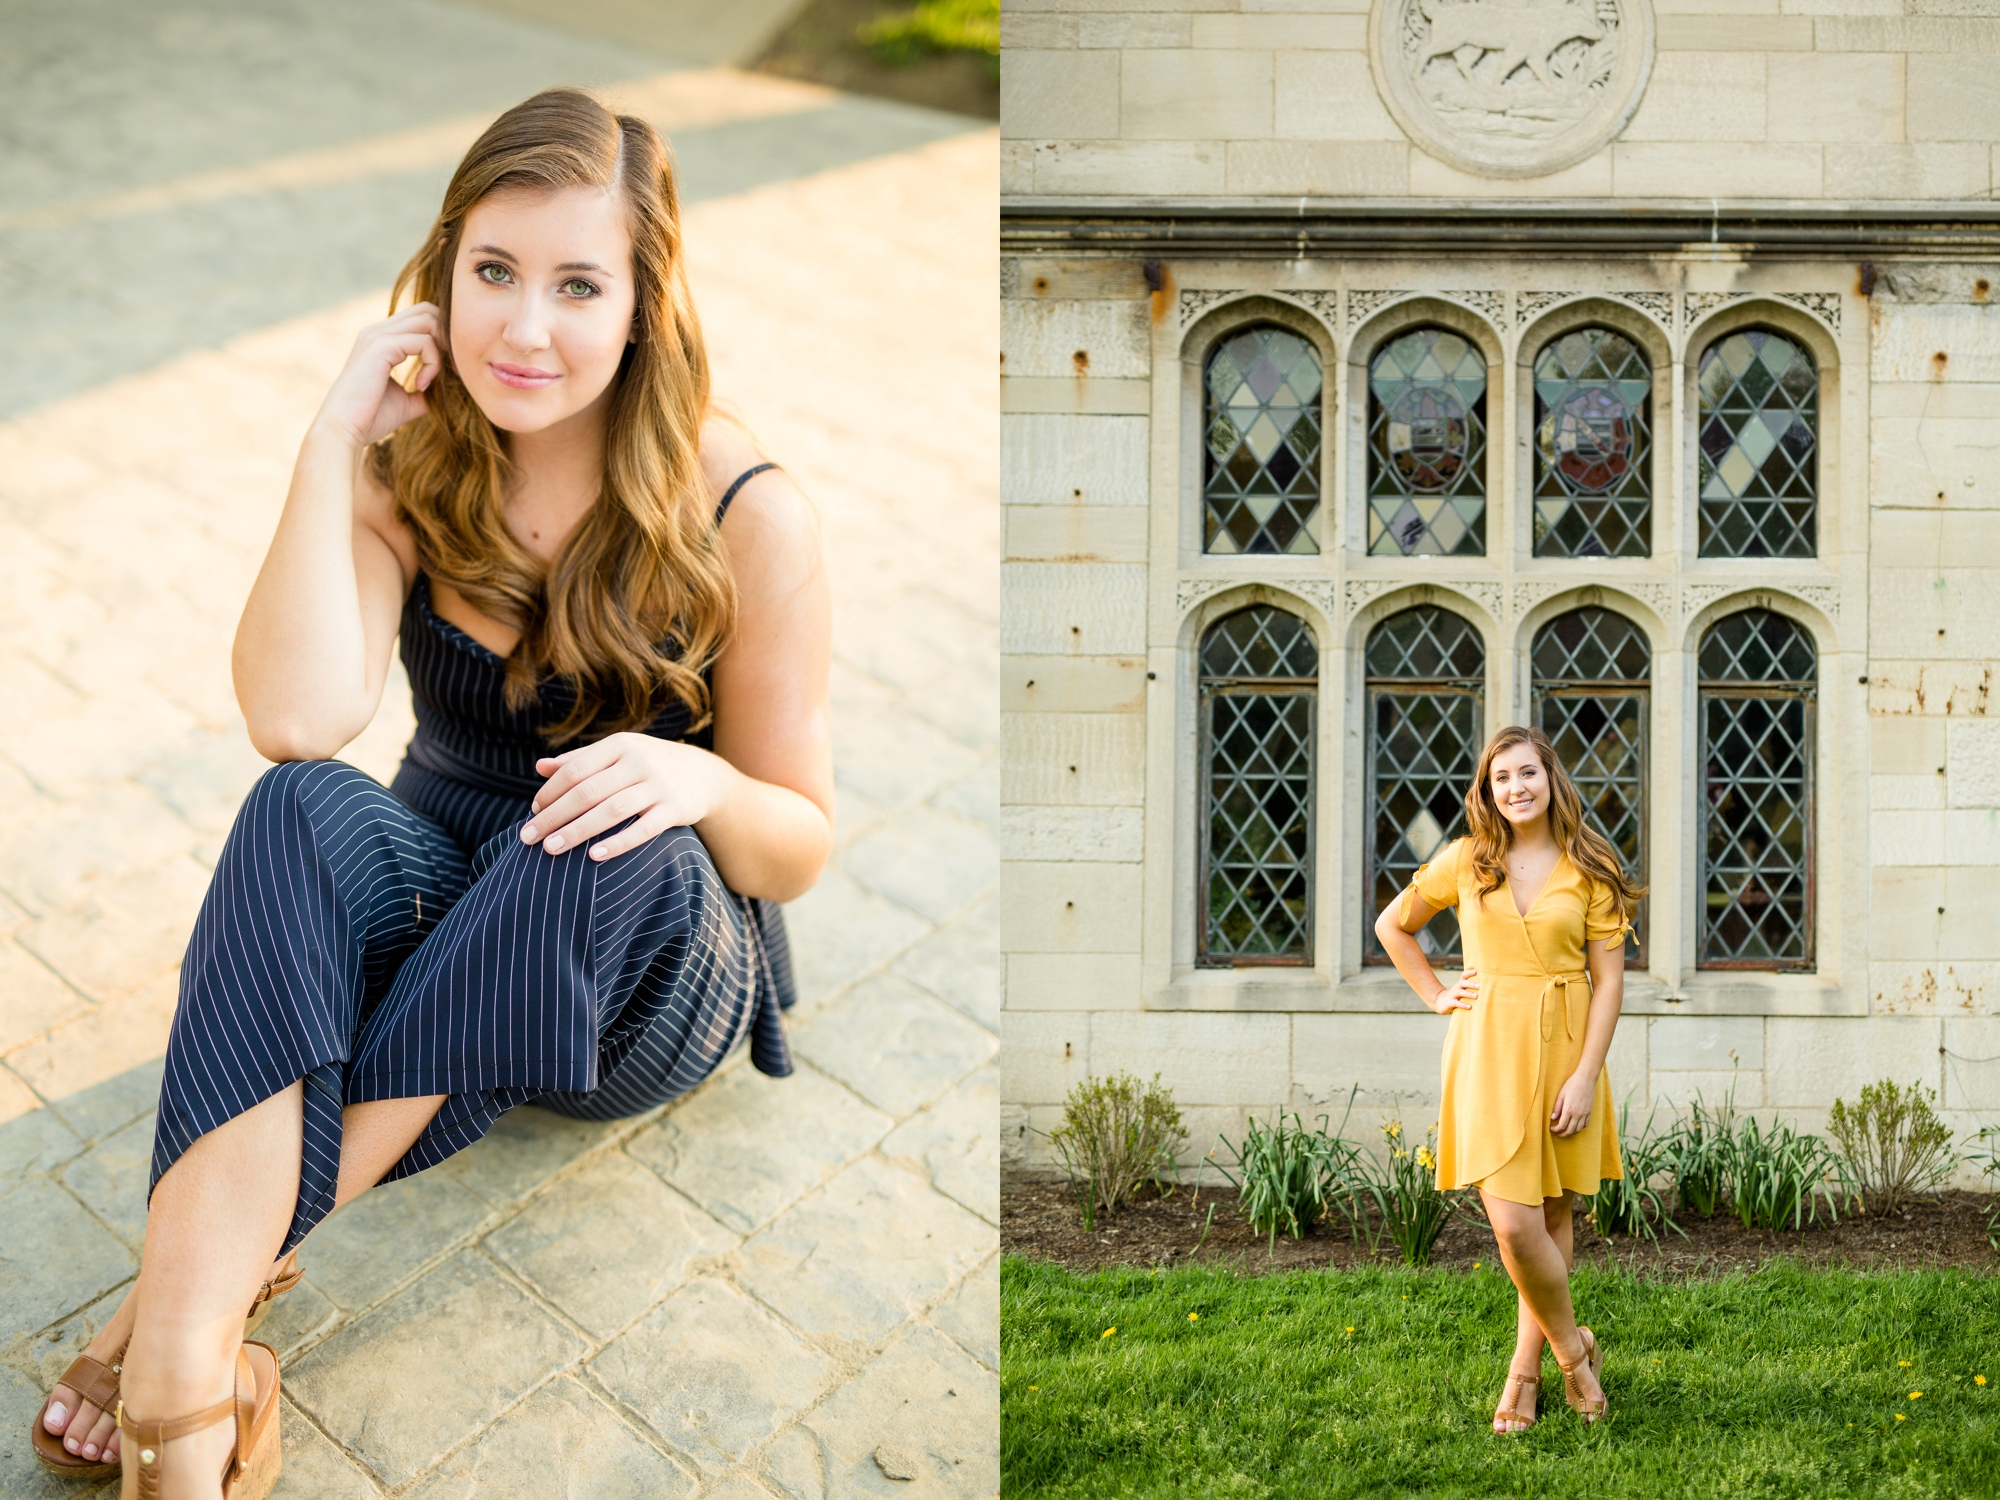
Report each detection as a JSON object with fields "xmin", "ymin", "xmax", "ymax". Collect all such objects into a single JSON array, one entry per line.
[
  {"xmin": 82, "ymin": 1445, "xmax": 97, "ymax": 1458},
  {"xmin": 45, "ymin": 1402, "xmax": 65, "ymax": 1426}
]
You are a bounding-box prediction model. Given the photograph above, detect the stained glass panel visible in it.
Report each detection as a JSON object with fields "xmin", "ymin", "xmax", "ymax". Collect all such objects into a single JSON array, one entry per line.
[
  {"xmin": 1365, "ymin": 606, "xmax": 1484, "ymax": 963},
  {"xmin": 1533, "ymin": 608, "xmax": 1650, "ymax": 963},
  {"xmin": 1200, "ymin": 607, "xmax": 1317, "ymax": 965},
  {"xmin": 1697, "ymin": 330, "xmax": 1817, "ymax": 558},
  {"xmin": 1533, "ymin": 329, "xmax": 1652, "ymax": 557},
  {"xmin": 1204, "ymin": 326, "xmax": 1323, "ymax": 555},
  {"xmin": 1699, "ymin": 609, "xmax": 1815, "ymax": 969},
  {"xmin": 1367, "ymin": 328, "xmax": 1488, "ymax": 557}
]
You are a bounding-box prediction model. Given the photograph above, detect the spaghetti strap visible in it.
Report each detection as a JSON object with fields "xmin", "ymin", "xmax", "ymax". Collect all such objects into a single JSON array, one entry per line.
[{"xmin": 715, "ymin": 462, "xmax": 777, "ymax": 526}]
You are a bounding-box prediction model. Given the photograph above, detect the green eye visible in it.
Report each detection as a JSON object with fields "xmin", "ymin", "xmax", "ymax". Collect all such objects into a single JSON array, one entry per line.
[
  {"xmin": 478, "ymin": 262, "xmax": 510, "ymax": 283},
  {"xmin": 564, "ymin": 278, "xmax": 598, "ymax": 298}
]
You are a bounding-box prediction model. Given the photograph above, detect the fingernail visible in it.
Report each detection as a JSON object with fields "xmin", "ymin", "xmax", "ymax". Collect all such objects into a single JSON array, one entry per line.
[
  {"xmin": 591, "ymin": 847, "xmax": 607, "ymax": 860},
  {"xmin": 521, "ymin": 826, "xmax": 539, "ymax": 844},
  {"xmin": 547, "ymin": 835, "xmax": 565, "ymax": 852}
]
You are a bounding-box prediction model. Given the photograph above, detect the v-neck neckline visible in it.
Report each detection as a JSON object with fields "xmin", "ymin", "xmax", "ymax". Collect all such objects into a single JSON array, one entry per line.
[{"xmin": 1506, "ymin": 850, "xmax": 1565, "ymax": 921}]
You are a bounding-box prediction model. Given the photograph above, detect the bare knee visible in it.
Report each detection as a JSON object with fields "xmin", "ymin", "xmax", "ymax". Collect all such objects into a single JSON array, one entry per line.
[{"xmin": 1484, "ymin": 1199, "xmax": 1548, "ymax": 1259}]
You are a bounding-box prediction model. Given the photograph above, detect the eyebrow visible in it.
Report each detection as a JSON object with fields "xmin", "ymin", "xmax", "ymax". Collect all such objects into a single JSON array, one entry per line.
[{"xmin": 468, "ymin": 244, "xmax": 615, "ymax": 276}]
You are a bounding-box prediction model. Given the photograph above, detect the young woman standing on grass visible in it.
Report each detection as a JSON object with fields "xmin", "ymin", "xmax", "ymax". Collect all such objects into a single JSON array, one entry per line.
[
  {"xmin": 33, "ymin": 87, "xmax": 831, "ymax": 1498},
  {"xmin": 1373, "ymin": 724, "xmax": 1639, "ymax": 1433}
]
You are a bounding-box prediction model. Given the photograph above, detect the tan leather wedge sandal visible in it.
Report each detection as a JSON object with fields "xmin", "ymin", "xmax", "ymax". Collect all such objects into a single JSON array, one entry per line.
[
  {"xmin": 1491, "ymin": 1371, "xmax": 1538, "ymax": 1433},
  {"xmin": 32, "ymin": 1254, "xmax": 303, "ymax": 1480},
  {"xmin": 116, "ymin": 1341, "xmax": 282, "ymax": 1500},
  {"xmin": 1557, "ymin": 1326, "xmax": 1605, "ymax": 1425}
]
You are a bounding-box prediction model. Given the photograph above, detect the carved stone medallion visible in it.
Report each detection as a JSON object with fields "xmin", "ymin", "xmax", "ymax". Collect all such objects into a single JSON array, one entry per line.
[{"xmin": 1369, "ymin": 0, "xmax": 1656, "ymax": 180}]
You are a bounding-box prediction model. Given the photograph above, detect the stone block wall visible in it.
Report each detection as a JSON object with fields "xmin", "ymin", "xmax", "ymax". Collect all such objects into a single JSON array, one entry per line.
[{"xmin": 1002, "ymin": 1, "xmax": 2000, "ymax": 203}]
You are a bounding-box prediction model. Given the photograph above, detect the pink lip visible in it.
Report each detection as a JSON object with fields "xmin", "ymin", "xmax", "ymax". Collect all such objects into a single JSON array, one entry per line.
[{"xmin": 489, "ymin": 362, "xmax": 561, "ymax": 389}]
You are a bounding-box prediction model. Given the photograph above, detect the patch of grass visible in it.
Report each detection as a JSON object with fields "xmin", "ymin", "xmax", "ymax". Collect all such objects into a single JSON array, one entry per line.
[{"xmin": 1003, "ymin": 1256, "xmax": 2000, "ymax": 1499}]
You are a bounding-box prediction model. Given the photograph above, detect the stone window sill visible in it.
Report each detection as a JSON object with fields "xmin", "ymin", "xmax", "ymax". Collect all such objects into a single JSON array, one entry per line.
[{"xmin": 1151, "ymin": 966, "xmax": 1858, "ymax": 1016}]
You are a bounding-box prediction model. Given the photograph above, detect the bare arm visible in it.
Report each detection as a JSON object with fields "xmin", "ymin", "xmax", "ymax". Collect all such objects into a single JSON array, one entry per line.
[
  {"xmin": 1373, "ymin": 889, "xmax": 1478, "ymax": 1016},
  {"xmin": 233, "ymin": 306, "xmax": 441, "ymax": 760}
]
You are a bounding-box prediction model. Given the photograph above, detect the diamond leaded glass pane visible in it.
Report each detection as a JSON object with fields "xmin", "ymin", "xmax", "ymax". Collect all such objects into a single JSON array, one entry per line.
[
  {"xmin": 1697, "ymin": 329, "xmax": 1817, "ymax": 558},
  {"xmin": 1699, "ymin": 609, "xmax": 1815, "ymax": 969},
  {"xmin": 1365, "ymin": 607, "xmax": 1484, "ymax": 964},
  {"xmin": 1533, "ymin": 608, "xmax": 1650, "ymax": 963},
  {"xmin": 1533, "ymin": 329, "xmax": 1651, "ymax": 558},
  {"xmin": 1367, "ymin": 328, "xmax": 1488, "ymax": 557},
  {"xmin": 1204, "ymin": 326, "xmax": 1323, "ymax": 555},
  {"xmin": 1200, "ymin": 607, "xmax": 1317, "ymax": 965}
]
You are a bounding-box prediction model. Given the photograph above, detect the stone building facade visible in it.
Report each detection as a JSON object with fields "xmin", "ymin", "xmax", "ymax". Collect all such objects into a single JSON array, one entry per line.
[{"xmin": 999, "ymin": 0, "xmax": 2000, "ymax": 1181}]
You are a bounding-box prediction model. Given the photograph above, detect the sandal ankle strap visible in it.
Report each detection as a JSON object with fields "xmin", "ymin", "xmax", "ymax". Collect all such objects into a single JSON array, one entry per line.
[{"xmin": 116, "ymin": 1348, "xmax": 257, "ymax": 1499}]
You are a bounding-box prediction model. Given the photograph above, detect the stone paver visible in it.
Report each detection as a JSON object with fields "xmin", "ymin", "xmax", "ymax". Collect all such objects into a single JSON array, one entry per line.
[
  {"xmin": 793, "ymin": 974, "xmax": 999, "ymax": 1117},
  {"xmin": 931, "ymin": 1255, "xmax": 1000, "ymax": 1372},
  {"xmin": 404, "ymin": 1375, "xmax": 699, "ymax": 1500},
  {"xmin": 286, "ymin": 1251, "xmax": 588, "ymax": 1488},
  {"xmin": 589, "ymin": 1277, "xmax": 839, "ymax": 1474},
  {"xmin": 0, "ymin": 8, "xmax": 996, "ymax": 1494},
  {"xmin": 735, "ymin": 1157, "xmax": 993, "ymax": 1352},
  {"xmin": 626, "ymin": 1063, "xmax": 892, "ymax": 1234},
  {"xmin": 485, "ymin": 1152, "xmax": 738, "ymax": 1340}
]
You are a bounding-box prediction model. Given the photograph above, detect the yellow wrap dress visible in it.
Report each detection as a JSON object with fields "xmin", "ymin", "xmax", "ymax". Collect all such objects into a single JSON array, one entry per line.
[{"xmin": 1409, "ymin": 838, "xmax": 1626, "ymax": 1207}]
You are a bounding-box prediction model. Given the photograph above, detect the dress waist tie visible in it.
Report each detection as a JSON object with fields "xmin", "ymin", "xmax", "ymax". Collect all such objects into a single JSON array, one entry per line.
[{"xmin": 1537, "ymin": 971, "xmax": 1590, "ymax": 1042}]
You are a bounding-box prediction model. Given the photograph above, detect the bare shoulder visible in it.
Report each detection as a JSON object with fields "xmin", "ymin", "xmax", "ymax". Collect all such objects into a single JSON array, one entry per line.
[
  {"xmin": 698, "ymin": 410, "xmax": 820, "ymax": 578},
  {"xmin": 354, "ymin": 446, "xmax": 419, "ymax": 585}
]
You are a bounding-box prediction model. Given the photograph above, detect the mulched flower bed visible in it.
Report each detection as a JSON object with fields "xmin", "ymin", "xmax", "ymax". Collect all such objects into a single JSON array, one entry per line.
[{"xmin": 1002, "ymin": 1178, "xmax": 2000, "ymax": 1277}]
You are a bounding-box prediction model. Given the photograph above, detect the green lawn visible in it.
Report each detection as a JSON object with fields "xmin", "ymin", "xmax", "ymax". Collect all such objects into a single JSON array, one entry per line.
[{"xmin": 1002, "ymin": 1256, "xmax": 2000, "ymax": 1499}]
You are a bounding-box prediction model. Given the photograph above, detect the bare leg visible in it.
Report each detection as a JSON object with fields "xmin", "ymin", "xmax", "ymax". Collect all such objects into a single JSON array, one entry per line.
[
  {"xmin": 50, "ymin": 1092, "xmax": 445, "ymax": 1471},
  {"xmin": 112, "ymin": 1088, "xmax": 446, "ymax": 1495},
  {"xmin": 1483, "ymin": 1189, "xmax": 1603, "ymax": 1420}
]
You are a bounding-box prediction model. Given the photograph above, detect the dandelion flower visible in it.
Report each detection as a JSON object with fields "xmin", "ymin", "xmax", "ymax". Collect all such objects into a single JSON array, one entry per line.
[
  {"xmin": 1346, "ymin": 1326, "xmax": 1355, "ymax": 1334},
  {"xmin": 1978, "ymin": 1376, "xmax": 1988, "ymax": 1387},
  {"xmin": 1896, "ymin": 1413, "xmax": 1907, "ymax": 1422},
  {"xmin": 1189, "ymin": 1313, "xmax": 1199, "ymax": 1322},
  {"xmin": 1899, "ymin": 1360, "xmax": 1913, "ymax": 1368},
  {"xmin": 1029, "ymin": 1385, "xmax": 1039, "ymax": 1391},
  {"xmin": 1102, "ymin": 1328, "xmax": 1116, "ymax": 1339},
  {"xmin": 1473, "ymin": 1262, "xmax": 1482, "ymax": 1269},
  {"xmin": 1910, "ymin": 1392, "xmax": 1922, "ymax": 1400}
]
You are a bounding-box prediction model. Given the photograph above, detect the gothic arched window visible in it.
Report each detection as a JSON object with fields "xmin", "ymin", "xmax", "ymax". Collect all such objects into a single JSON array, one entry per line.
[
  {"xmin": 1365, "ymin": 605, "xmax": 1484, "ymax": 963},
  {"xmin": 1698, "ymin": 608, "xmax": 1816, "ymax": 969},
  {"xmin": 1533, "ymin": 607, "xmax": 1649, "ymax": 963},
  {"xmin": 1533, "ymin": 328, "xmax": 1652, "ymax": 557},
  {"xmin": 1366, "ymin": 327, "xmax": 1488, "ymax": 557},
  {"xmin": 1203, "ymin": 326, "xmax": 1323, "ymax": 555},
  {"xmin": 1199, "ymin": 605, "xmax": 1317, "ymax": 964},
  {"xmin": 1697, "ymin": 329, "xmax": 1818, "ymax": 558}
]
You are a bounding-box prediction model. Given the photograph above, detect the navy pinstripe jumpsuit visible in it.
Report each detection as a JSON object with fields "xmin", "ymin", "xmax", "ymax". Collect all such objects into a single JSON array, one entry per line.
[{"xmin": 150, "ymin": 468, "xmax": 796, "ymax": 1253}]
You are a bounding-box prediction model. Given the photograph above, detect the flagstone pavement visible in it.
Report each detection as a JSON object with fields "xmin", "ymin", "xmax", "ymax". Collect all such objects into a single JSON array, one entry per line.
[{"xmin": 0, "ymin": 42, "xmax": 998, "ymax": 1500}]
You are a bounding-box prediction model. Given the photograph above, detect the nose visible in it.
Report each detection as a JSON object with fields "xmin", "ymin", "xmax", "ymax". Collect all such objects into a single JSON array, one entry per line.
[{"xmin": 503, "ymin": 293, "xmax": 552, "ymax": 354}]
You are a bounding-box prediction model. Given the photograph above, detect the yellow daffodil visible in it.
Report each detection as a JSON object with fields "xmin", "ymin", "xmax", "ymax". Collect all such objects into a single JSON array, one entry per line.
[
  {"xmin": 1417, "ymin": 1147, "xmax": 1437, "ymax": 1170},
  {"xmin": 1102, "ymin": 1327, "xmax": 1116, "ymax": 1339}
]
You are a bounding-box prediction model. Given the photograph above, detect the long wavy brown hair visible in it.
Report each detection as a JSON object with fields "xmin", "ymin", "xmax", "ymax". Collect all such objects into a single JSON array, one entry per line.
[
  {"xmin": 369, "ymin": 87, "xmax": 731, "ymax": 744},
  {"xmin": 1465, "ymin": 725, "xmax": 1645, "ymax": 920}
]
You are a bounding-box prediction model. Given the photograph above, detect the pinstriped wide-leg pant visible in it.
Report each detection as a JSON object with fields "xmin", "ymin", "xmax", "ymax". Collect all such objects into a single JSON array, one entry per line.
[{"xmin": 151, "ymin": 759, "xmax": 777, "ymax": 1254}]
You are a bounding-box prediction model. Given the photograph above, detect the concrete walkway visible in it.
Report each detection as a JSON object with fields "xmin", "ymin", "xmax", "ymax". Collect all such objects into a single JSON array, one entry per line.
[{"xmin": 0, "ymin": 8, "xmax": 997, "ymax": 1496}]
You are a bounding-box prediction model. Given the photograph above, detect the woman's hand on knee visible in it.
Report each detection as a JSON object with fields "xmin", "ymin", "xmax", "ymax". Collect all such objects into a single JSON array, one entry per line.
[{"xmin": 522, "ymin": 733, "xmax": 733, "ymax": 861}]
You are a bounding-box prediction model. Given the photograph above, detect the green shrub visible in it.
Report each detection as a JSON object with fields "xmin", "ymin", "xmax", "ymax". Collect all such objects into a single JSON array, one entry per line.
[
  {"xmin": 1726, "ymin": 1112, "xmax": 1859, "ymax": 1230},
  {"xmin": 1347, "ymin": 1117, "xmax": 1467, "ymax": 1268},
  {"xmin": 1044, "ymin": 1071, "xmax": 1187, "ymax": 1230},
  {"xmin": 1211, "ymin": 1090, "xmax": 1372, "ymax": 1252},
  {"xmin": 1580, "ymin": 1099, "xmax": 1683, "ymax": 1243},
  {"xmin": 1657, "ymin": 1092, "xmax": 1735, "ymax": 1218},
  {"xmin": 858, "ymin": 0, "xmax": 999, "ymax": 65},
  {"xmin": 1966, "ymin": 1123, "xmax": 2000, "ymax": 1252},
  {"xmin": 1827, "ymin": 1079, "xmax": 1958, "ymax": 1216}
]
